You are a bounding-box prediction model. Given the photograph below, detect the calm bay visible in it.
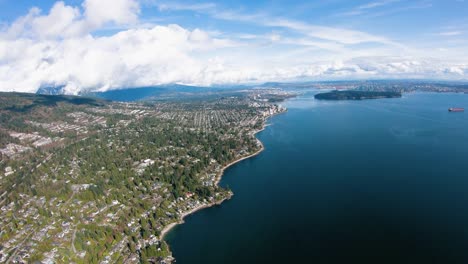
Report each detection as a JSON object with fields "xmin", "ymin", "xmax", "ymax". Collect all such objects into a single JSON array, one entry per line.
[{"xmin": 166, "ymin": 91, "xmax": 468, "ymax": 264}]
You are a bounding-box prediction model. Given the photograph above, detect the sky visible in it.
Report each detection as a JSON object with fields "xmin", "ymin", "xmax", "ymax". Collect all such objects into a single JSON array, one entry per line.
[{"xmin": 0, "ymin": 0, "xmax": 467, "ymax": 94}]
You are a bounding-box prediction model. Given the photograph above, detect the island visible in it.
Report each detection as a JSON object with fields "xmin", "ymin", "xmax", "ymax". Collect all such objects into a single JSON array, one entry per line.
[{"xmin": 314, "ymin": 90, "xmax": 402, "ymax": 100}]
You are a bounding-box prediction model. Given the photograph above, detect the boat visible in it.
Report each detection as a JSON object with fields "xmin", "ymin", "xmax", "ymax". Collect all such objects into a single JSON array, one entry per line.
[{"xmin": 449, "ymin": 108, "xmax": 465, "ymax": 112}]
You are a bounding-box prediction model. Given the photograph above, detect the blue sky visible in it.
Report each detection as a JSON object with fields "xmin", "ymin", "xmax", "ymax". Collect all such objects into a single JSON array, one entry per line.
[
  {"xmin": 0, "ymin": 0, "xmax": 467, "ymax": 93},
  {"xmin": 2, "ymin": 0, "xmax": 466, "ymax": 38}
]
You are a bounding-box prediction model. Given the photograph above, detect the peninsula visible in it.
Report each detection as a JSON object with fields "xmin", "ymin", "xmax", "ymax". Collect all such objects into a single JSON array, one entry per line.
[
  {"xmin": 314, "ymin": 90, "xmax": 402, "ymax": 100},
  {"xmin": 0, "ymin": 90, "xmax": 290, "ymax": 264}
]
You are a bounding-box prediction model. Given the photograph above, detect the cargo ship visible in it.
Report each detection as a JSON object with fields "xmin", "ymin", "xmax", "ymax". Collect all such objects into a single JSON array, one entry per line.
[{"xmin": 449, "ymin": 108, "xmax": 465, "ymax": 112}]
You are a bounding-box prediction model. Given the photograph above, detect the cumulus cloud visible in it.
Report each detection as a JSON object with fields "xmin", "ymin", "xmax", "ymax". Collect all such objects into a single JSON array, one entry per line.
[
  {"xmin": 1, "ymin": 0, "xmax": 140, "ymax": 40},
  {"xmin": 0, "ymin": 0, "xmax": 467, "ymax": 95},
  {"xmin": 0, "ymin": 23, "xmax": 242, "ymax": 94},
  {"xmin": 83, "ymin": 0, "xmax": 140, "ymax": 28}
]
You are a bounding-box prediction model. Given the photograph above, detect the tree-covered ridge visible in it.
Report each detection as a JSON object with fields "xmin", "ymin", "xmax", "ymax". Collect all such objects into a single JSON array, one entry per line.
[
  {"xmin": 0, "ymin": 92, "xmax": 287, "ymax": 263},
  {"xmin": 314, "ymin": 90, "xmax": 402, "ymax": 100}
]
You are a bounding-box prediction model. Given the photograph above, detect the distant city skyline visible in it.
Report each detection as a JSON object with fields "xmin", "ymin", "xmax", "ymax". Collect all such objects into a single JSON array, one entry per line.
[{"xmin": 0, "ymin": 0, "xmax": 467, "ymax": 94}]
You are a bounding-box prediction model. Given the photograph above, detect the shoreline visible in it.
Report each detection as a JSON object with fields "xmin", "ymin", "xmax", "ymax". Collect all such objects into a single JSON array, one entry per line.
[
  {"xmin": 158, "ymin": 108, "xmax": 288, "ymax": 261},
  {"xmin": 214, "ymin": 127, "xmax": 266, "ymax": 186},
  {"xmin": 159, "ymin": 125, "xmax": 267, "ymax": 241}
]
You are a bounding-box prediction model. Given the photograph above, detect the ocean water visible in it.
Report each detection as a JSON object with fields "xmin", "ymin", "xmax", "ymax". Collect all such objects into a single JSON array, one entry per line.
[{"xmin": 165, "ymin": 91, "xmax": 468, "ymax": 264}]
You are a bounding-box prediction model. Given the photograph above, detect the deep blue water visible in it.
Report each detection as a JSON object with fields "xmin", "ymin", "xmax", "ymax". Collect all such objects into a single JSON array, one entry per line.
[{"xmin": 166, "ymin": 91, "xmax": 468, "ymax": 264}]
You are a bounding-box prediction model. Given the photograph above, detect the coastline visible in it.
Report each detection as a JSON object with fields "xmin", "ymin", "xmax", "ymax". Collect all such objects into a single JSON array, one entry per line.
[
  {"xmin": 158, "ymin": 108, "xmax": 288, "ymax": 264},
  {"xmin": 214, "ymin": 128, "xmax": 266, "ymax": 186},
  {"xmin": 159, "ymin": 125, "xmax": 267, "ymax": 241}
]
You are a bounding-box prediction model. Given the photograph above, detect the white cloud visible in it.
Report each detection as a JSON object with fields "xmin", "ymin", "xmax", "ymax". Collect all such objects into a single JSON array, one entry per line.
[
  {"xmin": 0, "ymin": 23, "xmax": 242, "ymax": 94},
  {"xmin": 339, "ymin": 0, "xmax": 401, "ymax": 16},
  {"xmin": 358, "ymin": 0, "xmax": 401, "ymax": 10},
  {"xmin": 83, "ymin": 0, "xmax": 140, "ymax": 28},
  {"xmin": 162, "ymin": 3, "xmax": 401, "ymax": 47},
  {"xmin": 1, "ymin": 0, "xmax": 140, "ymax": 40},
  {"xmin": 262, "ymin": 18, "xmax": 396, "ymax": 46},
  {"xmin": 438, "ymin": 31, "xmax": 463, "ymax": 36},
  {"xmin": 151, "ymin": 1, "xmax": 397, "ymax": 46},
  {"xmin": 31, "ymin": 2, "xmax": 83, "ymax": 38},
  {"xmin": 0, "ymin": 0, "xmax": 467, "ymax": 95},
  {"xmin": 155, "ymin": 2, "xmax": 216, "ymax": 12}
]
